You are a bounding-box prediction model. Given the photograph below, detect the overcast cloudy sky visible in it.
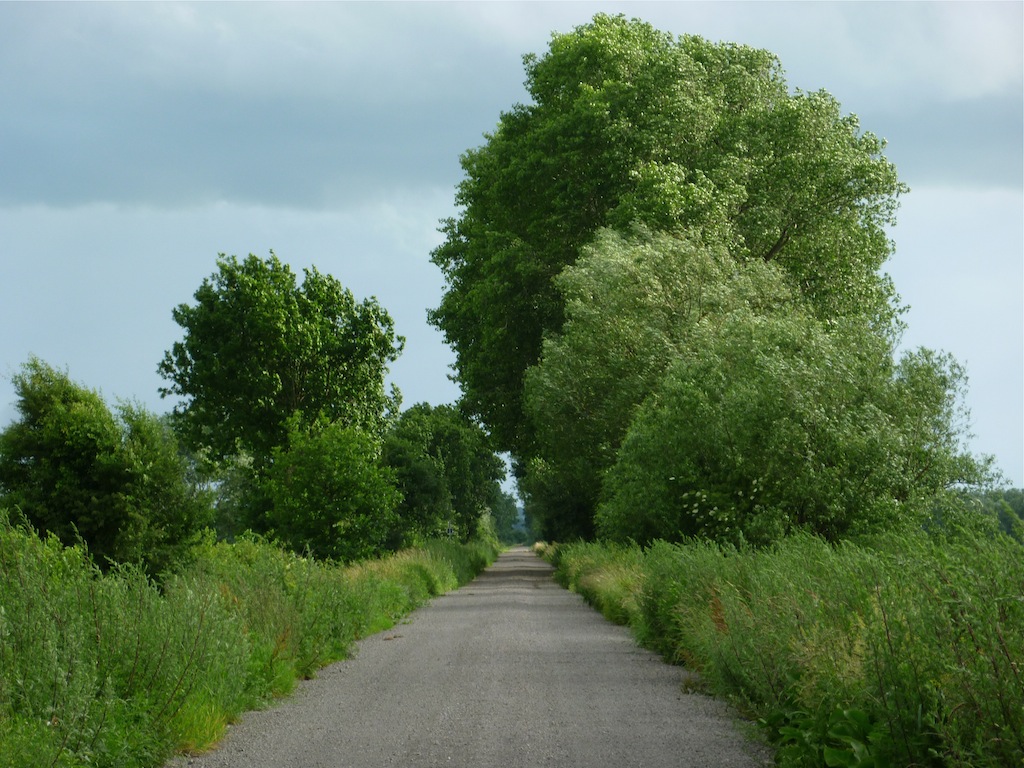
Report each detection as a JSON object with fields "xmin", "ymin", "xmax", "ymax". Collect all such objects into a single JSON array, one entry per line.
[{"xmin": 1, "ymin": 2, "xmax": 1021, "ymax": 486}]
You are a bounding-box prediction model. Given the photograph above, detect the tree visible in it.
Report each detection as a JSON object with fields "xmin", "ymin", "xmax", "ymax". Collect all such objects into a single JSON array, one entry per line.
[
  {"xmin": 974, "ymin": 488, "xmax": 1024, "ymax": 541},
  {"xmin": 596, "ymin": 311, "xmax": 987, "ymax": 547},
  {"xmin": 382, "ymin": 408, "xmax": 451, "ymax": 543},
  {"xmin": 488, "ymin": 488, "xmax": 521, "ymax": 544},
  {"xmin": 116, "ymin": 403, "xmax": 215, "ymax": 573},
  {"xmin": 430, "ymin": 13, "xmax": 905, "ymax": 473},
  {"xmin": 159, "ymin": 252, "xmax": 404, "ymax": 465},
  {"xmin": 264, "ymin": 417, "xmax": 400, "ymax": 562},
  {"xmin": 521, "ymin": 226, "xmax": 795, "ymax": 537},
  {"xmin": 382, "ymin": 403, "xmax": 506, "ymax": 543},
  {"xmin": 0, "ymin": 358, "xmax": 211, "ymax": 573}
]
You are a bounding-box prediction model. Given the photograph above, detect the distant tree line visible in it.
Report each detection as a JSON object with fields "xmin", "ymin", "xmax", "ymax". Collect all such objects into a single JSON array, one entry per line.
[
  {"xmin": 0, "ymin": 253, "xmax": 517, "ymax": 575},
  {"xmin": 975, "ymin": 487, "xmax": 1024, "ymax": 540}
]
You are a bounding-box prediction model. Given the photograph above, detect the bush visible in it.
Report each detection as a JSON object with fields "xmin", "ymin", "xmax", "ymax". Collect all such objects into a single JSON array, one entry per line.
[
  {"xmin": 0, "ymin": 515, "xmax": 245, "ymax": 767},
  {"xmin": 0, "ymin": 358, "xmax": 211, "ymax": 575},
  {"xmin": 552, "ymin": 530, "xmax": 1024, "ymax": 767},
  {"xmin": 264, "ymin": 418, "xmax": 400, "ymax": 562},
  {"xmin": 0, "ymin": 512, "xmax": 497, "ymax": 767},
  {"xmin": 596, "ymin": 313, "xmax": 986, "ymax": 548}
]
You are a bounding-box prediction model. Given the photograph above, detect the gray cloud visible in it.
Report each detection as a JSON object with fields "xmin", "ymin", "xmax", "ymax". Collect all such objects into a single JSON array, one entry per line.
[
  {"xmin": 3, "ymin": 2, "xmax": 1019, "ymax": 209},
  {"xmin": 868, "ymin": 93, "xmax": 1024, "ymax": 189},
  {"xmin": 0, "ymin": 3, "xmax": 527, "ymax": 208},
  {"xmin": 1, "ymin": 86, "xmax": 491, "ymax": 207}
]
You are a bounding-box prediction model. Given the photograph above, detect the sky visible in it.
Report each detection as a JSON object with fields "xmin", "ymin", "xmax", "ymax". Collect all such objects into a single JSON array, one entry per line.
[{"xmin": 1, "ymin": 1, "xmax": 1021, "ymax": 487}]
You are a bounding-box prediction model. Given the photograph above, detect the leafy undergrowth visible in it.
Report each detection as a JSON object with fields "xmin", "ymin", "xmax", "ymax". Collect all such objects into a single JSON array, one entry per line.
[
  {"xmin": 547, "ymin": 530, "xmax": 1023, "ymax": 768},
  {"xmin": 0, "ymin": 513, "xmax": 497, "ymax": 768}
]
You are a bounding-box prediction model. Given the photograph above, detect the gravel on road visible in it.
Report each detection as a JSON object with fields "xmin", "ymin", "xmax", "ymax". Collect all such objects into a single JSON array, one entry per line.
[{"xmin": 166, "ymin": 546, "xmax": 772, "ymax": 768}]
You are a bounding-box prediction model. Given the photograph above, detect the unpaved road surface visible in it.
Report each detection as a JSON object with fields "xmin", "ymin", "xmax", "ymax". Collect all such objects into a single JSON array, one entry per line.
[{"xmin": 167, "ymin": 547, "xmax": 771, "ymax": 767}]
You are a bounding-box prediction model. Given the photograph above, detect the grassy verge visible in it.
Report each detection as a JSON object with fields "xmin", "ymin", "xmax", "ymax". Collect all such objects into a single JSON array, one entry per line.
[
  {"xmin": 0, "ymin": 513, "xmax": 497, "ymax": 768},
  {"xmin": 546, "ymin": 530, "xmax": 1023, "ymax": 768}
]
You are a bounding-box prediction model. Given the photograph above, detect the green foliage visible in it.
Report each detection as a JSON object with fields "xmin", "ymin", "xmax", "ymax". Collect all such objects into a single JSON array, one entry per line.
[
  {"xmin": 551, "ymin": 531, "xmax": 1024, "ymax": 767},
  {"xmin": 115, "ymin": 403, "xmax": 215, "ymax": 573},
  {"xmin": 522, "ymin": 226, "xmax": 796, "ymax": 537},
  {"xmin": 969, "ymin": 487, "xmax": 1024, "ymax": 542},
  {"xmin": 0, "ymin": 513, "xmax": 496, "ymax": 767},
  {"xmin": 0, "ymin": 358, "xmax": 211, "ymax": 574},
  {"xmin": 596, "ymin": 307, "xmax": 987, "ymax": 546},
  {"xmin": 158, "ymin": 252, "xmax": 404, "ymax": 465},
  {"xmin": 548, "ymin": 541, "xmax": 645, "ymax": 627},
  {"xmin": 383, "ymin": 421, "xmax": 449, "ymax": 542},
  {"xmin": 382, "ymin": 403, "xmax": 507, "ymax": 544},
  {"xmin": 0, "ymin": 517, "xmax": 247, "ymax": 768},
  {"xmin": 488, "ymin": 489, "xmax": 522, "ymax": 544},
  {"xmin": 430, "ymin": 13, "xmax": 905, "ymax": 501},
  {"xmin": 265, "ymin": 417, "xmax": 400, "ymax": 562}
]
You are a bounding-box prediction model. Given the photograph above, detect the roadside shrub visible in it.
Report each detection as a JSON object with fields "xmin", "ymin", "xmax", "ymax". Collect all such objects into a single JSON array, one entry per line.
[
  {"xmin": 0, "ymin": 511, "xmax": 496, "ymax": 768},
  {"xmin": 264, "ymin": 418, "xmax": 400, "ymax": 562},
  {"xmin": 0, "ymin": 514, "xmax": 245, "ymax": 768},
  {"xmin": 552, "ymin": 529, "xmax": 1023, "ymax": 767},
  {"xmin": 596, "ymin": 316, "xmax": 985, "ymax": 548},
  {"xmin": 0, "ymin": 358, "xmax": 211, "ymax": 576}
]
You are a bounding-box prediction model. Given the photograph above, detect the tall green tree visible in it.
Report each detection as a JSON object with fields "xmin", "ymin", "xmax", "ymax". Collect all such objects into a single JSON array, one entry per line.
[
  {"xmin": 430, "ymin": 13, "xmax": 905, "ymax": 472},
  {"xmin": 159, "ymin": 252, "xmax": 403, "ymax": 465},
  {"xmin": 488, "ymin": 488, "xmax": 521, "ymax": 544},
  {"xmin": 382, "ymin": 403, "xmax": 506, "ymax": 543},
  {"xmin": 0, "ymin": 358, "xmax": 211, "ymax": 573}
]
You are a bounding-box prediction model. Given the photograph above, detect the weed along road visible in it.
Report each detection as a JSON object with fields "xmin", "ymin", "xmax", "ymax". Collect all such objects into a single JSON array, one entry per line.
[{"xmin": 167, "ymin": 547, "xmax": 771, "ymax": 768}]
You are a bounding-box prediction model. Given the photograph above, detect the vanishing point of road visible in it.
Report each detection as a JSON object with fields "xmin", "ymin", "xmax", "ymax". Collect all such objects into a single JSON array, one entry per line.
[{"xmin": 167, "ymin": 547, "xmax": 772, "ymax": 768}]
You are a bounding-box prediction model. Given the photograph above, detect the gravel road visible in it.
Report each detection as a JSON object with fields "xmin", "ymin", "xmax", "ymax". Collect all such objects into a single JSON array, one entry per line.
[{"xmin": 166, "ymin": 547, "xmax": 772, "ymax": 768}]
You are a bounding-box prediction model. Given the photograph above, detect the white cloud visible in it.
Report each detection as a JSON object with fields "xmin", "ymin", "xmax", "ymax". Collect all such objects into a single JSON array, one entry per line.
[
  {"xmin": 930, "ymin": 1, "xmax": 1023, "ymax": 100},
  {"xmin": 815, "ymin": 2, "xmax": 1023, "ymax": 104}
]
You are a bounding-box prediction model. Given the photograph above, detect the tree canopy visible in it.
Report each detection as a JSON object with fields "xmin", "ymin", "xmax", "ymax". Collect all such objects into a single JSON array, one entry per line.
[
  {"xmin": 265, "ymin": 416, "xmax": 401, "ymax": 562},
  {"xmin": 596, "ymin": 310, "xmax": 984, "ymax": 546},
  {"xmin": 430, "ymin": 13, "xmax": 985, "ymax": 542},
  {"xmin": 430, "ymin": 13, "xmax": 905, "ymax": 472},
  {"xmin": 521, "ymin": 226, "xmax": 795, "ymax": 539},
  {"xmin": 383, "ymin": 403, "xmax": 508, "ymax": 544},
  {"xmin": 159, "ymin": 252, "xmax": 404, "ymax": 465}
]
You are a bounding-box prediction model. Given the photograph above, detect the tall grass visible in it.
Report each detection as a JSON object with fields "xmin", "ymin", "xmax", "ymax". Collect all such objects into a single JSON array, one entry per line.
[
  {"xmin": 550, "ymin": 529, "xmax": 1023, "ymax": 767},
  {"xmin": 0, "ymin": 513, "xmax": 497, "ymax": 767}
]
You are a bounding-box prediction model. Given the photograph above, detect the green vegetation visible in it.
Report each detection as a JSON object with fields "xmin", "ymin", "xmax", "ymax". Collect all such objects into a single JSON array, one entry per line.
[
  {"xmin": 426, "ymin": 21, "xmax": 1018, "ymax": 762},
  {"xmin": 383, "ymin": 403, "xmax": 512, "ymax": 545},
  {"xmin": 265, "ymin": 417, "xmax": 401, "ymax": 562},
  {"xmin": 150, "ymin": 251, "xmax": 514, "ymax": 557},
  {"xmin": 0, "ymin": 249, "xmax": 511, "ymax": 766},
  {"xmin": 158, "ymin": 252, "xmax": 403, "ymax": 464},
  {"xmin": 976, "ymin": 487, "xmax": 1024, "ymax": 541},
  {"xmin": 0, "ymin": 512, "xmax": 497, "ymax": 768},
  {"xmin": 548, "ymin": 528, "xmax": 1023, "ymax": 767},
  {"xmin": 488, "ymin": 27, "xmax": 1019, "ymax": 764},
  {"xmin": 0, "ymin": 12, "xmax": 1017, "ymax": 768},
  {"xmin": 596, "ymin": 298, "xmax": 981, "ymax": 547},
  {"xmin": 430, "ymin": 14, "xmax": 924, "ymax": 540},
  {"xmin": 0, "ymin": 358, "xmax": 211, "ymax": 576},
  {"xmin": 155, "ymin": 252, "xmax": 410, "ymax": 550}
]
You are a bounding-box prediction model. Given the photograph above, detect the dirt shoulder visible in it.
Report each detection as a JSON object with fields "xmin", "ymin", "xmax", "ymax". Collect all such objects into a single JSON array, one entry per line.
[{"xmin": 166, "ymin": 546, "xmax": 772, "ymax": 768}]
